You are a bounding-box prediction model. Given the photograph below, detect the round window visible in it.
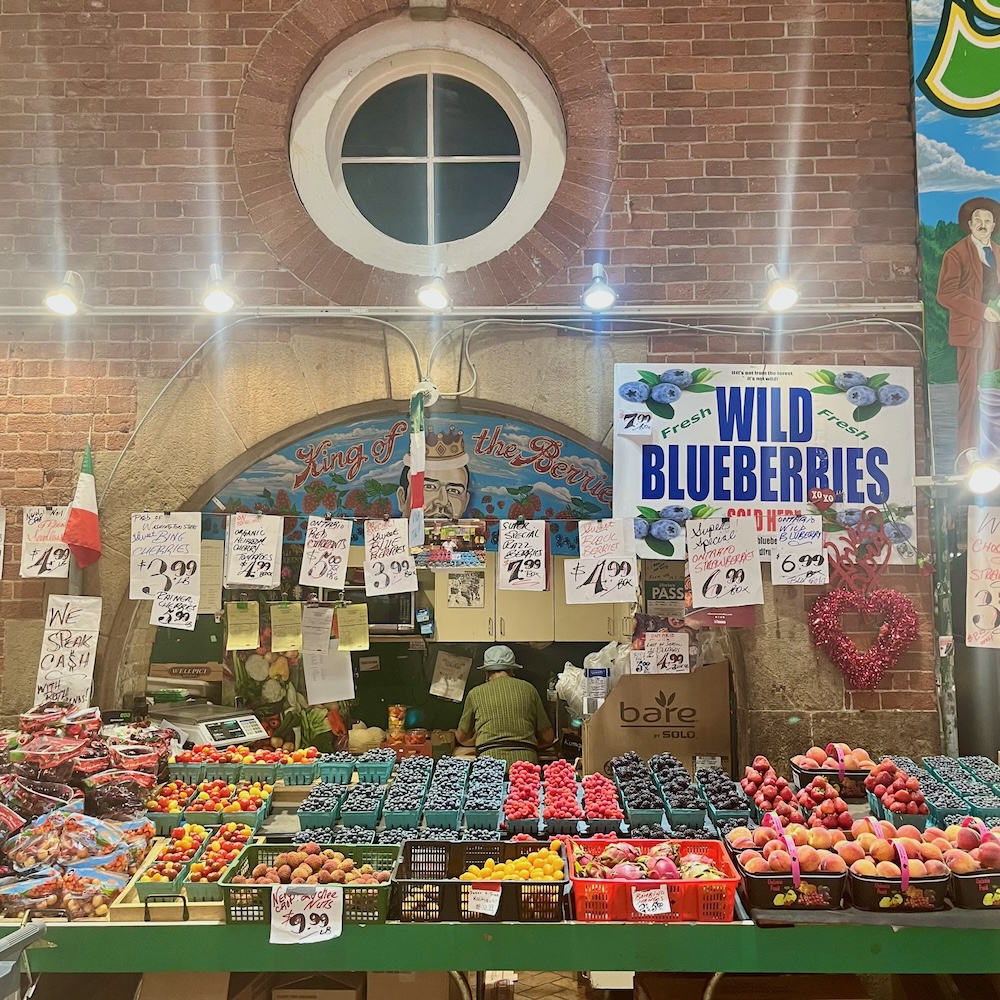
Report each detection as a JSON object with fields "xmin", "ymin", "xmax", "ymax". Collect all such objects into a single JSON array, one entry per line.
[{"xmin": 291, "ymin": 19, "xmax": 566, "ymax": 275}]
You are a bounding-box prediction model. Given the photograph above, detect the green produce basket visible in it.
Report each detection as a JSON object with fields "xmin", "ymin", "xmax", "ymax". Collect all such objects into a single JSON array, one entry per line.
[
  {"xmin": 280, "ymin": 762, "xmax": 319, "ymax": 786},
  {"xmin": 137, "ymin": 868, "xmax": 189, "ymax": 901},
  {"xmin": 383, "ymin": 804, "xmax": 425, "ymax": 830},
  {"xmin": 185, "ymin": 802, "xmax": 268, "ymax": 830},
  {"xmin": 297, "ymin": 809, "xmax": 338, "ymax": 830},
  {"xmin": 220, "ymin": 843, "xmax": 398, "ymax": 924},
  {"xmin": 866, "ymin": 791, "xmax": 885, "ymax": 819},
  {"xmin": 665, "ymin": 803, "xmax": 707, "ymax": 829},
  {"xmin": 625, "ymin": 807, "xmax": 664, "ymax": 828},
  {"xmin": 422, "ymin": 795, "xmax": 465, "ymax": 831},
  {"xmin": 341, "ymin": 787, "xmax": 387, "ymax": 829},
  {"xmin": 145, "ymin": 811, "xmax": 187, "ymax": 837},
  {"xmin": 183, "ymin": 878, "xmax": 226, "ymax": 901},
  {"xmin": 963, "ymin": 798, "xmax": 1000, "ymax": 821},
  {"xmin": 241, "ymin": 763, "xmax": 277, "ymax": 784},
  {"xmin": 463, "ymin": 807, "xmax": 501, "ymax": 830},
  {"xmin": 202, "ymin": 763, "xmax": 242, "ymax": 783},
  {"xmin": 167, "ymin": 763, "xmax": 205, "ymax": 784},
  {"xmin": 319, "ymin": 760, "xmax": 356, "ymax": 784},
  {"xmin": 356, "ymin": 761, "xmax": 395, "ymax": 784},
  {"xmin": 585, "ymin": 817, "xmax": 624, "ymax": 835}
]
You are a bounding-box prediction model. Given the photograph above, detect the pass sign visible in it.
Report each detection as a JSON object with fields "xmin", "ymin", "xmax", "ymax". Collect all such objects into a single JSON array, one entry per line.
[{"xmin": 270, "ymin": 884, "xmax": 343, "ymax": 944}]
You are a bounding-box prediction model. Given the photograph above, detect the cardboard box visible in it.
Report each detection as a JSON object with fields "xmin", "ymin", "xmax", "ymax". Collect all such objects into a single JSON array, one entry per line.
[
  {"xmin": 273, "ymin": 974, "xmax": 364, "ymax": 1000},
  {"xmin": 582, "ymin": 662, "xmax": 733, "ymax": 777},
  {"xmin": 636, "ymin": 973, "xmax": 870, "ymax": 1000},
  {"xmin": 367, "ymin": 973, "xmax": 460, "ymax": 1000}
]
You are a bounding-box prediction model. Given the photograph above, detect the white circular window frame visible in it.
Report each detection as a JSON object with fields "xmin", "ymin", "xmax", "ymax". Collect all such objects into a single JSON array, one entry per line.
[{"xmin": 290, "ymin": 17, "xmax": 567, "ymax": 275}]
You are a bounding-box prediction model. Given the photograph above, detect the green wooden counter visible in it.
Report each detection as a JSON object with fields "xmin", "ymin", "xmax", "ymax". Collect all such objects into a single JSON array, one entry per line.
[{"xmin": 4, "ymin": 921, "xmax": 1000, "ymax": 974}]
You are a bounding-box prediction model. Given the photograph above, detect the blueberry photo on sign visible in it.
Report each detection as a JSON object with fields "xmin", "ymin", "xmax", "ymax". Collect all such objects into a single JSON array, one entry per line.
[
  {"xmin": 808, "ymin": 369, "xmax": 910, "ymax": 423},
  {"xmin": 632, "ymin": 503, "xmax": 719, "ymax": 558},
  {"xmin": 617, "ymin": 367, "xmax": 719, "ymax": 421}
]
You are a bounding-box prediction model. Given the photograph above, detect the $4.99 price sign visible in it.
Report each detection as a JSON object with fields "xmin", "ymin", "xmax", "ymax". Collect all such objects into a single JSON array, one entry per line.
[
  {"xmin": 563, "ymin": 557, "xmax": 637, "ymax": 604},
  {"xmin": 641, "ymin": 631, "xmax": 689, "ymax": 673},
  {"xmin": 270, "ymin": 884, "xmax": 344, "ymax": 944}
]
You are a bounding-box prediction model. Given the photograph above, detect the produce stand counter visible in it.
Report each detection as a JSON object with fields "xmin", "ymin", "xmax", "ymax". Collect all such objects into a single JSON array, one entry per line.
[{"xmin": 6, "ymin": 920, "xmax": 1000, "ymax": 975}]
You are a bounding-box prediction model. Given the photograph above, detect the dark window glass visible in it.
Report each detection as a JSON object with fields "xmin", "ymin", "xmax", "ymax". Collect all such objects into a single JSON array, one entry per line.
[
  {"xmin": 434, "ymin": 161, "xmax": 519, "ymax": 243},
  {"xmin": 342, "ymin": 75, "xmax": 427, "ymax": 157},
  {"xmin": 433, "ymin": 74, "xmax": 519, "ymax": 157},
  {"xmin": 343, "ymin": 163, "xmax": 428, "ymax": 244}
]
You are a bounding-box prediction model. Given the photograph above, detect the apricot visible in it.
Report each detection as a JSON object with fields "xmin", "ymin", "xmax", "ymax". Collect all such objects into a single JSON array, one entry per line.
[
  {"xmin": 768, "ymin": 851, "xmax": 793, "ymax": 873},
  {"xmin": 743, "ymin": 855, "xmax": 771, "ymax": 874},
  {"xmin": 945, "ymin": 849, "xmax": 980, "ymax": 874},
  {"xmin": 876, "ymin": 861, "xmax": 901, "ymax": 878},
  {"xmin": 820, "ymin": 854, "xmax": 847, "ymax": 873},
  {"xmin": 796, "ymin": 845, "xmax": 820, "ymax": 873},
  {"xmin": 835, "ymin": 841, "xmax": 866, "ymax": 864},
  {"xmin": 851, "ymin": 859, "xmax": 878, "ymax": 877},
  {"xmin": 807, "ymin": 828, "xmax": 833, "ymax": 851},
  {"xmin": 869, "ymin": 838, "xmax": 896, "ymax": 863}
]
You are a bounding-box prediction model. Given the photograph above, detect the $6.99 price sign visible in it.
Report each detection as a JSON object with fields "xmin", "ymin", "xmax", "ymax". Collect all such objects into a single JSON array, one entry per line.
[{"xmin": 270, "ymin": 884, "xmax": 344, "ymax": 944}]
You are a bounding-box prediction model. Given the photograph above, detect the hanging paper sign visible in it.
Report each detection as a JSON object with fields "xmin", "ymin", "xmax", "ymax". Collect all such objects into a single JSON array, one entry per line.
[
  {"xmin": 687, "ymin": 517, "xmax": 764, "ymax": 607},
  {"xmin": 631, "ymin": 885, "xmax": 671, "ymax": 916},
  {"xmin": 302, "ymin": 641, "xmax": 355, "ymax": 704},
  {"xmin": 643, "ymin": 631, "xmax": 690, "ymax": 673},
  {"xmin": 465, "ymin": 883, "xmax": 502, "ymax": 916},
  {"xmin": 224, "ymin": 513, "xmax": 282, "ymax": 588},
  {"xmin": 199, "ymin": 540, "xmax": 224, "ymax": 615},
  {"xmin": 129, "ymin": 513, "xmax": 201, "ymax": 599},
  {"xmin": 967, "ymin": 506, "xmax": 1000, "ymax": 648},
  {"xmin": 270, "ymin": 602, "xmax": 303, "ymax": 651},
  {"xmin": 150, "ymin": 591, "xmax": 199, "ymax": 631},
  {"xmin": 429, "ymin": 650, "xmax": 473, "ymax": 702},
  {"xmin": 363, "ymin": 519, "xmax": 417, "ymax": 596},
  {"xmin": 301, "ymin": 605, "xmax": 334, "ymax": 655},
  {"xmin": 0, "ymin": 507, "xmax": 5, "ymax": 580},
  {"xmin": 270, "ymin": 884, "xmax": 344, "ymax": 944},
  {"xmin": 334, "ymin": 604, "xmax": 369, "ymax": 651},
  {"xmin": 35, "ymin": 595, "xmax": 102, "ymax": 707},
  {"xmin": 615, "ymin": 409, "xmax": 654, "ymax": 437},
  {"xmin": 225, "ymin": 602, "xmax": 260, "ymax": 651},
  {"xmin": 497, "ymin": 520, "xmax": 547, "ymax": 591},
  {"xmin": 563, "ymin": 557, "xmax": 638, "ymax": 604},
  {"xmin": 299, "ymin": 517, "xmax": 352, "ymax": 590},
  {"xmin": 578, "ymin": 519, "xmax": 634, "ymax": 560},
  {"xmin": 771, "ymin": 514, "xmax": 829, "ymax": 586},
  {"xmin": 20, "ymin": 507, "xmax": 70, "ymax": 578}
]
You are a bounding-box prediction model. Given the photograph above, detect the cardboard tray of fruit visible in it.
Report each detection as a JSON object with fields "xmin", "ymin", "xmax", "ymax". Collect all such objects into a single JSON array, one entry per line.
[
  {"xmin": 391, "ymin": 839, "xmax": 567, "ymax": 922},
  {"xmin": 220, "ymin": 843, "xmax": 398, "ymax": 924},
  {"xmin": 789, "ymin": 743, "xmax": 877, "ymax": 800}
]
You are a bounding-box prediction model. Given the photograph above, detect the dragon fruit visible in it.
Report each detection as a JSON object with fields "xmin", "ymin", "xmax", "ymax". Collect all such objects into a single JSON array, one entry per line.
[
  {"xmin": 648, "ymin": 842, "xmax": 679, "ymax": 862},
  {"xmin": 646, "ymin": 855, "xmax": 680, "ymax": 879},
  {"xmin": 599, "ymin": 842, "xmax": 641, "ymax": 866},
  {"xmin": 609, "ymin": 861, "xmax": 646, "ymax": 881}
]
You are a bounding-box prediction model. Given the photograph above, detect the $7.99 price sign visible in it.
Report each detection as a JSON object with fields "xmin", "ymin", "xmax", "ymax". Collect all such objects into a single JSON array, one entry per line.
[
  {"xmin": 497, "ymin": 520, "xmax": 546, "ymax": 591},
  {"xmin": 270, "ymin": 884, "xmax": 344, "ymax": 944},
  {"xmin": 563, "ymin": 557, "xmax": 637, "ymax": 604}
]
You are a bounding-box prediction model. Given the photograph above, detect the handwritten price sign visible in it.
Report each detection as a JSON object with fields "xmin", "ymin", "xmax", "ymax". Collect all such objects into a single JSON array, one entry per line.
[
  {"xmin": 130, "ymin": 513, "xmax": 201, "ymax": 599},
  {"xmin": 968, "ymin": 506, "xmax": 1000, "ymax": 648},
  {"xmin": 497, "ymin": 520, "xmax": 546, "ymax": 591},
  {"xmin": 643, "ymin": 631, "xmax": 689, "ymax": 673},
  {"xmin": 771, "ymin": 514, "xmax": 828, "ymax": 586},
  {"xmin": 631, "ymin": 885, "xmax": 671, "ymax": 916},
  {"xmin": 20, "ymin": 507, "xmax": 71, "ymax": 579},
  {"xmin": 270, "ymin": 884, "xmax": 343, "ymax": 945},
  {"xmin": 563, "ymin": 557, "xmax": 637, "ymax": 604},
  {"xmin": 150, "ymin": 591, "xmax": 199, "ymax": 631},
  {"xmin": 364, "ymin": 519, "xmax": 417, "ymax": 595},
  {"xmin": 687, "ymin": 517, "xmax": 763, "ymax": 608},
  {"xmin": 300, "ymin": 517, "xmax": 352, "ymax": 590},
  {"xmin": 465, "ymin": 884, "xmax": 502, "ymax": 916},
  {"xmin": 616, "ymin": 410, "xmax": 653, "ymax": 436},
  {"xmin": 224, "ymin": 513, "xmax": 283, "ymax": 588}
]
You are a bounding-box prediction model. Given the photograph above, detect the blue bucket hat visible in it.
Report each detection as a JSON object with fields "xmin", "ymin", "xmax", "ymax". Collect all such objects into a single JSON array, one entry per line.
[{"xmin": 478, "ymin": 645, "xmax": 523, "ymax": 671}]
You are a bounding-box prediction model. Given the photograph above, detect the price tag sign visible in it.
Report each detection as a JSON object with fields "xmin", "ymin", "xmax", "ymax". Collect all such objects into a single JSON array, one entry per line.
[
  {"xmin": 363, "ymin": 519, "xmax": 417, "ymax": 596},
  {"xmin": 643, "ymin": 631, "xmax": 689, "ymax": 673},
  {"xmin": 270, "ymin": 884, "xmax": 344, "ymax": 945},
  {"xmin": 300, "ymin": 517, "xmax": 352, "ymax": 590},
  {"xmin": 465, "ymin": 884, "xmax": 502, "ymax": 916},
  {"xmin": 615, "ymin": 410, "xmax": 653, "ymax": 437},
  {"xmin": 687, "ymin": 517, "xmax": 763, "ymax": 608},
  {"xmin": 563, "ymin": 557, "xmax": 637, "ymax": 604},
  {"xmin": 631, "ymin": 885, "xmax": 671, "ymax": 916},
  {"xmin": 20, "ymin": 507, "xmax": 71, "ymax": 579},
  {"xmin": 771, "ymin": 514, "xmax": 828, "ymax": 586},
  {"xmin": 497, "ymin": 520, "xmax": 547, "ymax": 591},
  {"xmin": 224, "ymin": 513, "xmax": 283, "ymax": 588},
  {"xmin": 130, "ymin": 513, "xmax": 202, "ymax": 599},
  {"xmin": 150, "ymin": 591, "xmax": 199, "ymax": 631}
]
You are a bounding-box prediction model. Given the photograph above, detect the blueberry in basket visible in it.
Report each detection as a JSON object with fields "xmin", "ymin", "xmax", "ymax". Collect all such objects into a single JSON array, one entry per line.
[
  {"xmin": 342, "ymin": 783, "xmax": 385, "ymax": 811},
  {"xmin": 318, "ymin": 751, "xmax": 356, "ymax": 763},
  {"xmin": 385, "ymin": 760, "xmax": 432, "ymax": 811},
  {"xmin": 298, "ymin": 783, "xmax": 347, "ymax": 812},
  {"xmin": 357, "ymin": 748, "xmax": 396, "ymax": 763}
]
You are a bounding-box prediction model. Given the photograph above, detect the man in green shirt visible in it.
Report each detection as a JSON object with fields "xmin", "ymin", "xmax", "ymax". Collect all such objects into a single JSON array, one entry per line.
[{"xmin": 456, "ymin": 645, "xmax": 555, "ymax": 767}]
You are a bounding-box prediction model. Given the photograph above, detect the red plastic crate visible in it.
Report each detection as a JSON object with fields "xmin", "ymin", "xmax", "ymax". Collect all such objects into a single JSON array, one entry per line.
[{"xmin": 567, "ymin": 839, "xmax": 739, "ymax": 923}]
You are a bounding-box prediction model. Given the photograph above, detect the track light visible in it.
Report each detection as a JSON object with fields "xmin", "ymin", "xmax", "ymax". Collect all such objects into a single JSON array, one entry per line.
[
  {"xmin": 44, "ymin": 271, "xmax": 84, "ymax": 316},
  {"xmin": 416, "ymin": 266, "xmax": 450, "ymax": 311},
  {"xmin": 968, "ymin": 462, "xmax": 1000, "ymax": 494},
  {"xmin": 582, "ymin": 263, "xmax": 617, "ymax": 311},
  {"xmin": 202, "ymin": 264, "xmax": 235, "ymax": 313},
  {"xmin": 764, "ymin": 264, "xmax": 799, "ymax": 312}
]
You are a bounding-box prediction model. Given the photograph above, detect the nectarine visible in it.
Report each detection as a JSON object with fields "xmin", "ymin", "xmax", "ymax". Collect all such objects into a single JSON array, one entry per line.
[
  {"xmin": 907, "ymin": 859, "xmax": 928, "ymax": 878},
  {"xmin": 875, "ymin": 861, "xmax": 901, "ymax": 878},
  {"xmin": 796, "ymin": 845, "xmax": 820, "ymax": 873},
  {"xmin": 807, "ymin": 828, "xmax": 833, "ymax": 851},
  {"xmin": 956, "ymin": 827, "xmax": 981, "ymax": 852},
  {"xmin": 806, "ymin": 747, "xmax": 828, "ymax": 765},
  {"xmin": 820, "ymin": 854, "xmax": 847, "ymax": 873},
  {"xmin": 738, "ymin": 849, "xmax": 760, "ymax": 867},
  {"xmin": 979, "ymin": 842, "xmax": 1000, "ymax": 870},
  {"xmin": 835, "ymin": 841, "xmax": 866, "ymax": 864},
  {"xmin": 869, "ymin": 838, "xmax": 896, "ymax": 863},
  {"xmin": 743, "ymin": 855, "xmax": 771, "ymax": 874},
  {"xmin": 753, "ymin": 827, "xmax": 779, "ymax": 848},
  {"xmin": 925, "ymin": 859, "xmax": 949, "ymax": 876},
  {"xmin": 895, "ymin": 825, "xmax": 923, "ymax": 842},
  {"xmin": 768, "ymin": 850, "xmax": 793, "ymax": 873},
  {"xmin": 726, "ymin": 827, "xmax": 753, "ymax": 844},
  {"xmin": 917, "ymin": 842, "xmax": 944, "ymax": 863},
  {"xmin": 944, "ymin": 849, "xmax": 980, "ymax": 874},
  {"xmin": 851, "ymin": 859, "xmax": 877, "ymax": 877}
]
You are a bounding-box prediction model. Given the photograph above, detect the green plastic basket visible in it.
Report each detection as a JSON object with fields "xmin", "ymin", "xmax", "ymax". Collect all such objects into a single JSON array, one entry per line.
[
  {"xmin": 183, "ymin": 878, "xmax": 226, "ymax": 901},
  {"xmin": 280, "ymin": 762, "xmax": 319, "ymax": 786},
  {"xmin": 340, "ymin": 786, "xmax": 387, "ymax": 829},
  {"xmin": 184, "ymin": 802, "xmax": 268, "ymax": 829},
  {"xmin": 866, "ymin": 791, "xmax": 886, "ymax": 819},
  {"xmin": 665, "ymin": 804, "xmax": 707, "ymax": 829},
  {"xmin": 422, "ymin": 792, "xmax": 465, "ymax": 830},
  {"xmin": 463, "ymin": 808, "xmax": 501, "ymax": 830},
  {"xmin": 383, "ymin": 805, "xmax": 424, "ymax": 829},
  {"xmin": 297, "ymin": 809, "xmax": 338, "ymax": 830},
  {"xmin": 202, "ymin": 763, "xmax": 242, "ymax": 783},
  {"xmin": 220, "ymin": 843, "xmax": 398, "ymax": 924},
  {"xmin": 146, "ymin": 811, "xmax": 187, "ymax": 837},
  {"xmin": 241, "ymin": 763, "xmax": 277, "ymax": 784},
  {"xmin": 356, "ymin": 761, "xmax": 395, "ymax": 784},
  {"xmin": 319, "ymin": 761, "xmax": 356, "ymax": 784},
  {"xmin": 167, "ymin": 763, "xmax": 205, "ymax": 784},
  {"xmin": 136, "ymin": 869, "xmax": 188, "ymax": 901}
]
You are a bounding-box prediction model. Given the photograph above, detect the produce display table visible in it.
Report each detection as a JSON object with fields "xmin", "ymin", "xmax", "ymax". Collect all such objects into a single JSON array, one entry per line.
[{"xmin": 5, "ymin": 920, "xmax": 1000, "ymax": 975}]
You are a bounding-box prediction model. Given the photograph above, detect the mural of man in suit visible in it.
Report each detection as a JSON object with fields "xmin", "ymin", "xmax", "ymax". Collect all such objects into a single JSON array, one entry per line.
[{"xmin": 937, "ymin": 197, "xmax": 1000, "ymax": 456}]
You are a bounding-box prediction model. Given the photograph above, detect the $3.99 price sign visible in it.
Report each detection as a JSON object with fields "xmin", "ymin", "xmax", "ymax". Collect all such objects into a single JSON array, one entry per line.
[
  {"xmin": 563, "ymin": 557, "xmax": 637, "ymax": 604},
  {"xmin": 149, "ymin": 591, "xmax": 199, "ymax": 631},
  {"xmin": 270, "ymin": 884, "xmax": 344, "ymax": 944}
]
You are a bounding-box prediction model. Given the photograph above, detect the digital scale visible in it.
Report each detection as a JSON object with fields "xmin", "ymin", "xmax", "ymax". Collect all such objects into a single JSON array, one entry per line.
[{"xmin": 155, "ymin": 702, "xmax": 270, "ymax": 748}]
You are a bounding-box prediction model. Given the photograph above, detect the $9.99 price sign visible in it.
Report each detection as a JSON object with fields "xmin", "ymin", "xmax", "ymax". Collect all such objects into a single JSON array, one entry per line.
[
  {"xmin": 563, "ymin": 556, "xmax": 637, "ymax": 604},
  {"xmin": 270, "ymin": 884, "xmax": 344, "ymax": 944}
]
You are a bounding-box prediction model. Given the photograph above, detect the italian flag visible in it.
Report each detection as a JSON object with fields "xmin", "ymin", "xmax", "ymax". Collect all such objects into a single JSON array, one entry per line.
[{"xmin": 62, "ymin": 441, "xmax": 102, "ymax": 567}]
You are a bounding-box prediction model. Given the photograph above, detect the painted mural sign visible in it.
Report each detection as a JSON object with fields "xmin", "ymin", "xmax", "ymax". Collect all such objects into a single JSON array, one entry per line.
[{"xmin": 914, "ymin": 0, "xmax": 1000, "ymax": 472}]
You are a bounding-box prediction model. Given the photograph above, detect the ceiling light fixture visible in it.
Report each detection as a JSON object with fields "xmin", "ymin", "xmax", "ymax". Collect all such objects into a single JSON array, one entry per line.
[
  {"xmin": 968, "ymin": 461, "xmax": 1000, "ymax": 495},
  {"xmin": 764, "ymin": 264, "xmax": 799, "ymax": 312},
  {"xmin": 582, "ymin": 263, "xmax": 617, "ymax": 311},
  {"xmin": 416, "ymin": 266, "xmax": 450, "ymax": 312},
  {"xmin": 202, "ymin": 264, "xmax": 236, "ymax": 314},
  {"xmin": 43, "ymin": 271, "xmax": 85, "ymax": 316}
]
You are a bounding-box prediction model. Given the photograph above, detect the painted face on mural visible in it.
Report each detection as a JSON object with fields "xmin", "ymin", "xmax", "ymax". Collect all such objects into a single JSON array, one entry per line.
[
  {"xmin": 397, "ymin": 425, "xmax": 472, "ymax": 519},
  {"xmin": 969, "ymin": 209, "xmax": 997, "ymax": 246}
]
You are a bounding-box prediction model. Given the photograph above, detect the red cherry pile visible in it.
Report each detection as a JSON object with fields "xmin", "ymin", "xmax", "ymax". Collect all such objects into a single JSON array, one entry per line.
[
  {"xmin": 864, "ymin": 758, "xmax": 930, "ymax": 816},
  {"xmin": 503, "ymin": 761, "xmax": 540, "ymax": 821},
  {"xmin": 796, "ymin": 775, "xmax": 853, "ymax": 830},
  {"xmin": 542, "ymin": 760, "xmax": 583, "ymax": 820},
  {"xmin": 582, "ymin": 773, "xmax": 623, "ymax": 821},
  {"xmin": 742, "ymin": 754, "xmax": 804, "ymax": 826}
]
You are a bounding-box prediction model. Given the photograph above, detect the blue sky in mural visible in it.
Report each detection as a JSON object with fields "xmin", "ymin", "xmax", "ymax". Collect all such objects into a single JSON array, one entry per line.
[{"xmin": 913, "ymin": 0, "xmax": 1000, "ymax": 225}]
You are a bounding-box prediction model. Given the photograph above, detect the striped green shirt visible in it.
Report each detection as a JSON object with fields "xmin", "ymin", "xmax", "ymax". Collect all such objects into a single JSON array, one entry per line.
[{"xmin": 458, "ymin": 676, "xmax": 550, "ymax": 766}]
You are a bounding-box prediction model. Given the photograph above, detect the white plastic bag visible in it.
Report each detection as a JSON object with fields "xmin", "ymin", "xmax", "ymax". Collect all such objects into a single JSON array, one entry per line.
[{"xmin": 555, "ymin": 662, "xmax": 586, "ymax": 720}]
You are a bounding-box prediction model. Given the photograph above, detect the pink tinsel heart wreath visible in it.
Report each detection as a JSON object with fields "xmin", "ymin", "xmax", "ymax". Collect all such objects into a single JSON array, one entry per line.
[{"xmin": 809, "ymin": 588, "xmax": 919, "ymax": 690}]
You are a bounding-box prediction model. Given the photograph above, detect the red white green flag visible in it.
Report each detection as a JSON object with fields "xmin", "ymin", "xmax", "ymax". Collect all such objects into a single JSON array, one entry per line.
[{"xmin": 62, "ymin": 441, "xmax": 102, "ymax": 567}]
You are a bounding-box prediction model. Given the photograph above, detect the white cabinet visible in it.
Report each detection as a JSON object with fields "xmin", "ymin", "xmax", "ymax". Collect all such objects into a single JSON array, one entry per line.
[
  {"xmin": 433, "ymin": 562, "xmax": 495, "ymax": 642},
  {"xmin": 495, "ymin": 581, "xmax": 555, "ymax": 642},
  {"xmin": 553, "ymin": 557, "xmax": 618, "ymax": 641}
]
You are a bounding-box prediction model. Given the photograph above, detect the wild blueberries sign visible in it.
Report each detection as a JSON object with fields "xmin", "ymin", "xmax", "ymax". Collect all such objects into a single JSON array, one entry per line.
[{"xmin": 612, "ymin": 364, "xmax": 917, "ymax": 559}]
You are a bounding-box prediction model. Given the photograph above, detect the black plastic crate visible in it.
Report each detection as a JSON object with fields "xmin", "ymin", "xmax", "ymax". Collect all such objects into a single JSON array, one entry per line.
[{"xmin": 391, "ymin": 840, "xmax": 567, "ymax": 922}]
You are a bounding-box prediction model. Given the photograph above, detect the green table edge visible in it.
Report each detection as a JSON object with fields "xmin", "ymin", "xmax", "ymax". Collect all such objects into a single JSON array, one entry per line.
[{"xmin": 6, "ymin": 921, "xmax": 1000, "ymax": 974}]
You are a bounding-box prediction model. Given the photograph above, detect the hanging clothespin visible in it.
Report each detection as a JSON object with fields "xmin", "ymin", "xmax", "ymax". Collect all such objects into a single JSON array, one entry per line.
[{"xmin": 515, "ymin": 514, "xmax": 526, "ymax": 527}]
